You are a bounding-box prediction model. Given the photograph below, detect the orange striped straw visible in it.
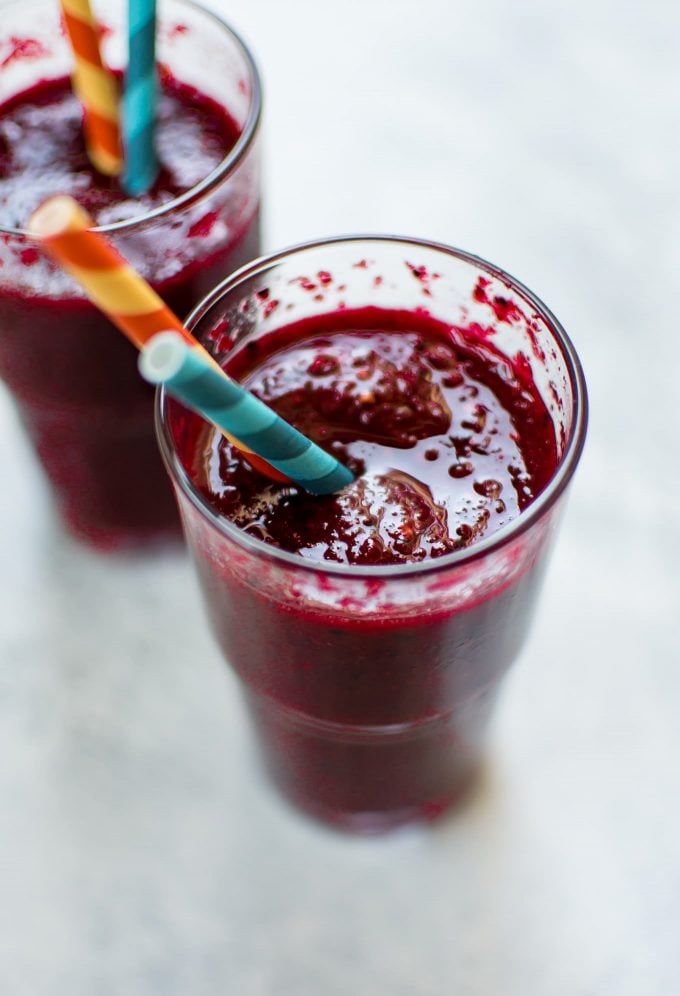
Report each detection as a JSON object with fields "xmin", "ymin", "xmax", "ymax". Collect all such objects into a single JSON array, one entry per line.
[
  {"xmin": 59, "ymin": 0, "xmax": 123, "ymax": 176},
  {"xmin": 28, "ymin": 195, "xmax": 289, "ymax": 482},
  {"xmin": 29, "ymin": 196, "xmax": 190, "ymax": 348}
]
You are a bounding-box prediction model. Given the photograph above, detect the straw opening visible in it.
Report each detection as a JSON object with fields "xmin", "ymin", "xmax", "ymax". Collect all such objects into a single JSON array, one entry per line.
[
  {"xmin": 28, "ymin": 196, "xmax": 89, "ymax": 238},
  {"xmin": 139, "ymin": 332, "xmax": 187, "ymax": 382}
]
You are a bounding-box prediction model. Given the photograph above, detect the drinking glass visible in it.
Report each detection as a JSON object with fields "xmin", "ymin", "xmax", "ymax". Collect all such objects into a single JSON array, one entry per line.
[
  {"xmin": 0, "ymin": 0, "xmax": 261, "ymax": 548},
  {"xmin": 157, "ymin": 236, "xmax": 587, "ymax": 831}
]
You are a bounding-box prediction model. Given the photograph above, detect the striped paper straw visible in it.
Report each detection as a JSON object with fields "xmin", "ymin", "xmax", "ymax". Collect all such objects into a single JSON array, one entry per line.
[
  {"xmin": 60, "ymin": 0, "xmax": 123, "ymax": 176},
  {"xmin": 123, "ymin": 0, "xmax": 159, "ymax": 195},
  {"xmin": 27, "ymin": 195, "xmax": 353, "ymax": 494},
  {"xmin": 27, "ymin": 195, "xmax": 279, "ymax": 480},
  {"xmin": 140, "ymin": 333, "xmax": 355, "ymax": 495},
  {"xmin": 28, "ymin": 195, "xmax": 192, "ymax": 349}
]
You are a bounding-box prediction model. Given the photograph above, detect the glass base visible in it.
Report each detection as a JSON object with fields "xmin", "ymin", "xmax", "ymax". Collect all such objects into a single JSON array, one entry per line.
[
  {"xmin": 273, "ymin": 766, "xmax": 482, "ymax": 835},
  {"xmin": 245, "ymin": 691, "xmax": 486, "ymax": 834}
]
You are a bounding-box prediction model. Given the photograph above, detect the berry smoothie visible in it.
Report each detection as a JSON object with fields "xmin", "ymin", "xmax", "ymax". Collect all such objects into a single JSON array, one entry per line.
[
  {"xmin": 185, "ymin": 309, "xmax": 557, "ymax": 565},
  {"xmin": 165, "ymin": 286, "xmax": 579, "ymax": 830},
  {"xmin": 0, "ymin": 15, "xmax": 261, "ymax": 548}
]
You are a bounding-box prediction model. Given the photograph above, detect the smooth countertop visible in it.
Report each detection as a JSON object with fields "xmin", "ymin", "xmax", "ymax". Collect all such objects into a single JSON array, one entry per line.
[{"xmin": 1, "ymin": 1, "xmax": 678, "ymax": 993}]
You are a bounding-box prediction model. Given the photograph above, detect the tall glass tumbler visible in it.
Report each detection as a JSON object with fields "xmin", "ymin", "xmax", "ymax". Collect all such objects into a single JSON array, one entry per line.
[
  {"xmin": 0, "ymin": 0, "xmax": 261, "ymax": 549},
  {"xmin": 157, "ymin": 237, "xmax": 588, "ymax": 832}
]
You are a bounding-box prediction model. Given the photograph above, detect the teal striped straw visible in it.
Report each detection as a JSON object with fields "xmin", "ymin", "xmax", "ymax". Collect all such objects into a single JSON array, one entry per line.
[
  {"xmin": 140, "ymin": 332, "xmax": 355, "ymax": 495},
  {"xmin": 123, "ymin": 0, "xmax": 159, "ymax": 195}
]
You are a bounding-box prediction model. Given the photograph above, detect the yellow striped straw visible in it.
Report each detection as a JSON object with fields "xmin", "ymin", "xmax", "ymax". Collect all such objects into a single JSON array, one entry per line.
[
  {"xmin": 60, "ymin": 0, "xmax": 123, "ymax": 176},
  {"xmin": 28, "ymin": 195, "xmax": 293, "ymax": 483}
]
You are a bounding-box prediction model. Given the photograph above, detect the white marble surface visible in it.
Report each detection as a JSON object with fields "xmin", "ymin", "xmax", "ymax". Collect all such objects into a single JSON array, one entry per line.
[{"xmin": 1, "ymin": 1, "xmax": 679, "ymax": 993}]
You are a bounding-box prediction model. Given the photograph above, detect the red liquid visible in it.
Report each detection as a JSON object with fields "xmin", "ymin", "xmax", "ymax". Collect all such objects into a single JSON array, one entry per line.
[
  {"xmin": 171, "ymin": 309, "xmax": 559, "ymax": 830},
  {"xmin": 0, "ymin": 76, "xmax": 260, "ymax": 548}
]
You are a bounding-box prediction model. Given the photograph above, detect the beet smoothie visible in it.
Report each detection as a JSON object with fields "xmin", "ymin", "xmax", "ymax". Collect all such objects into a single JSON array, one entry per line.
[
  {"xmin": 160, "ymin": 240, "xmax": 587, "ymax": 832},
  {"xmin": 0, "ymin": 1, "xmax": 261, "ymax": 548},
  {"xmin": 185, "ymin": 311, "xmax": 559, "ymax": 564}
]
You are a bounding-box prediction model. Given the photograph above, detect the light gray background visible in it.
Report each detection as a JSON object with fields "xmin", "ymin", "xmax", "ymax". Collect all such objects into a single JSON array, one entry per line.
[{"xmin": 1, "ymin": 1, "xmax": 678, "ymax": 993}]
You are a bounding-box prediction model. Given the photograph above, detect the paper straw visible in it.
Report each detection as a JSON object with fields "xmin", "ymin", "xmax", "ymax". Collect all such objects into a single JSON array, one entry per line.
[
  {"xmin": 27, "ymin": 194, "xmax": 278, "ymax": 480},
  {"xmin": 28, "ymin": 195, "xmax": 191, "ymax": 349},
  {"xmin": 27, "ymin": 195, "xmax": 354, "ymax": 494},
  {"xmin": 140, "ymin": 333, "xmax": 355, "ymax": 495},
  {"xmin": 123, "ymin": 0, "xmax": 159, "ymax": 195},
  {"xmin": 60, "ymin": 0, "xmax": 123, "ymax": 176}
]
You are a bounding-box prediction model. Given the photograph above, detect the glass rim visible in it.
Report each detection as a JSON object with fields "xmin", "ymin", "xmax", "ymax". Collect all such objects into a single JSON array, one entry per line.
[
  {"xmin": 156, "ymin": 234, "xmax": 589, "ymax": 580},
  {"xmin": 0, "ymin": 0, "xmax": 262, "ymax": 238}
]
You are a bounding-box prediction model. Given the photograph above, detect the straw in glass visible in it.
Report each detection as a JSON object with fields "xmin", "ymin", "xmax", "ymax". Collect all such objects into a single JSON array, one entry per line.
[
  {"xmin": 141, "ymin": 333, "xmax": 355, "ymax": 495},
  {"xmin": 59, "ymin": 0, "xmax": 123, "ymax": 176},
  {"xmin": 26, "ymin": 195, "xmax": 280, "ymax": 481},
  {"xmin": 28, "ymin": 195, "xmax": 195, "ymax": 347},
  {"xmin": 27, "ymin": 195, "xmax": 354, "ymax": 495},
  {"xmin": 123, "ymin": 0, "xmax": 159, "ymax": 195}
]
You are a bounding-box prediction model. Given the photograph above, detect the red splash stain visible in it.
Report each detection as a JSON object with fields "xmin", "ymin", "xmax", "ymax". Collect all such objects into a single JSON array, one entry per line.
[
  {"xmin": 363, "ymin": 579, "xmax": 384, "ymax": 598},
  {"xmin": 473, "ymin": 276, "xmax": 491, "ymax": 302},
  {"xmin": 407, "ymin": 262, "xmax": 429, "ymax": 282},
  {"xmin": 289, "ymin": 276, "xmax": 317, "ymax": 291},
  {"xmin": 316, "ymin": 573, "xmax": 337, "ymax": 593},
  {"xmin": 0, "ymin": 36, "xmax": 49, "ymax": 70},
  {"xmin": 491, "ymin": 296, "xmax": 522, "ymax": 323},
  {"xmin": 205, "ymin": 319, "xmax": 233, "ymax": 354},
  {"xmin": 20, "ymin": 247, "xmax": 40, "ymax": 266},
  {"xmin": 527, "ymin": 318, "xmax": 546, "ymax": 362},
  {"xmin": 473, "ymin": 276, "xmax": 522, "ymax": 323},
  {"xmin": 548, "ymin": 380, "xmax": 563, "ymax": 409},
  {"xmin": 188, "ymin": 211, "xmax": 219, "ymax": 238},
  {"xmin": 406, "ymin": 261, "xmax": 440, "ymax": 297},
  {"xmin": 207, "ymin": 318, "xmax": 230, "ymax": 338},
  {"xmin": 461, "ymin": 321, "xmax": 495, "ymax": 342},
  {"xmin": 513, "ymin": 351, "xmax": 534, "ymax": 388}
]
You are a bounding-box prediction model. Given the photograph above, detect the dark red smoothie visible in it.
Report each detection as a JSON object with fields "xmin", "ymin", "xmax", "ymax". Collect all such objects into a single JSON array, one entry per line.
[
  {"xmin": 185, "ymin": 309, "xmax": 556, "ymax": 563},
  {"xmin": 169, "ymin": 307, "xmax": 561, "ymax": 829},
  {"xmin": 0, "ymin": 74, "xmax": 260, "ymax": 547}
]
